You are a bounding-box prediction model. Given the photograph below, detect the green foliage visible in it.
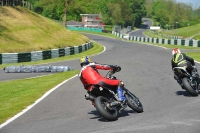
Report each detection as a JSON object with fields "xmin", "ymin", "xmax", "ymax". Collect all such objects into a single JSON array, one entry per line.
[
  {"xmin": 33, "ymin": 0, "xmax": 65, "ymax": 20},
  {"xmin": 146, "ymin": 0, "xmax": 200, "ymax": 29},
  {"xmin": 30, "ymin": 0, "xmax": 146, "ymax": 28},
  {"xmin": 130, "ymin": 0, "xmax": 147, "ymax": 27}
]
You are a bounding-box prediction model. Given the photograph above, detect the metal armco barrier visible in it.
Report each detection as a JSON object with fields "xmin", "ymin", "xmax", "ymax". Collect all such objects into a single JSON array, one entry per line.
[
  {"xmin": 0, "ymin": 42, "xmax": 93, "ymax": 64},
  {"xmin": 112, "ymin": 31, "xmax": 200, "ymax": 47}
]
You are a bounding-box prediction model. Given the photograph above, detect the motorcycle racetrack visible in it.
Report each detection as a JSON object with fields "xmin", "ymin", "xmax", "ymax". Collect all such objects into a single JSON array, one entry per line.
[{"xmin": 1, "ymin": 28, "xmax": 200, "ymax": 132}]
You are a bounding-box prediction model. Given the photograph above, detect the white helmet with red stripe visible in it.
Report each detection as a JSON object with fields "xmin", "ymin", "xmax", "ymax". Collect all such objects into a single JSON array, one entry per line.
[{"xmin": 172, "ymin": 48, "xmax": 181, "ymax": 55}]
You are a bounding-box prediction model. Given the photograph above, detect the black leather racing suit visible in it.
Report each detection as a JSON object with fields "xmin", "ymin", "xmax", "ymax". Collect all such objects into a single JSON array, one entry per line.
[
  {"xmin": 171, "ymin": 53, "xmax": 195, "ymax": 73},
  {"xmin": 171, "ymin": 53, "xmax": 199, "ymax": 84}
]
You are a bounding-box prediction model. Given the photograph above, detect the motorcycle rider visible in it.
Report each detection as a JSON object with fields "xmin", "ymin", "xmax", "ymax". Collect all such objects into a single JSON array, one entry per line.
[
  {"xmin": 78, "ymin": 56, "xmax": 126, "ymax": 106},
  {"xmin": 171, "ymin": 48, "xmax": 200, "ymax": 88}
]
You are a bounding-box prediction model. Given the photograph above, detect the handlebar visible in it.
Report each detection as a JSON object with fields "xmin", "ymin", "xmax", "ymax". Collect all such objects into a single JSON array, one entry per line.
[{"xmin": 105, "ymin": 70, "xmax": 116, "ymax": 79}]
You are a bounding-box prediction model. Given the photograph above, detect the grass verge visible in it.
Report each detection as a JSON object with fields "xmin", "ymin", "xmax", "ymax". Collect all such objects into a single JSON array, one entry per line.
[
  {"xmin": 0, "ymin": 70, "xmax": 79, "ymax": 124},
  {"xmin": 194, "ymin": 34, "xmax": 200, "ymax": 40},
  {"xmin": 185, "ymin": 52, "xmax": 200, "ymax": 62},
  {"xmin": 0, "ymin": 6, "xmax": 90, "ymax": 53}
]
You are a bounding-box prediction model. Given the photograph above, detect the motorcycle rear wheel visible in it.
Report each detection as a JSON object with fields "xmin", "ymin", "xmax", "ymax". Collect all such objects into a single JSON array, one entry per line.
[
  {"xmin": 182, "ymin": 77, "xmax": 198, "ymax": 96},
  {"xmin": 94, "ymin": 96, "xmax": 118, "ymax": 121},
  {"xmin": 125, "ymin": 93, "xmax": 143, "ymax": 113}
]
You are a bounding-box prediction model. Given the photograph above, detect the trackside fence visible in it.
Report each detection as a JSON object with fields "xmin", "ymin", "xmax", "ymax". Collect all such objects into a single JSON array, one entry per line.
[
  {"xmin": 112, "ymin": 31, "xmax": 200, "ymax": 47},
  {"xmin": 0, "ymin": 42, "xmax": 93, "ymax": 64}
]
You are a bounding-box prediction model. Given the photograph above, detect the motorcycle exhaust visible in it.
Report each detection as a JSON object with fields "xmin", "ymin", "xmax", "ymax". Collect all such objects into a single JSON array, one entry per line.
[
  {"xmin": 110, "ymin": 101, "xmax": 121, "ymax": 107},
  {"xmin": 85, "ymin": 93, "xmax": 95, "ymax": 101}
]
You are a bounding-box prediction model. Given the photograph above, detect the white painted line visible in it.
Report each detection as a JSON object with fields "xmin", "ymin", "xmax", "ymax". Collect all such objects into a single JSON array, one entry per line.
[
  {"xmin": 171, "ymin": 121, "xmax": 192, "ymax": 126},
  {"xmin": 25, "ymin": 74, "xmax": 53, "ymax": 79},
  {"xmin": 195, "ymin": 60, "xmax": 200, "ymax": 64},
  {"xmin": 123, "ymin": 39, "xmax": 168, "ymax": 49},
  {"xmin": 90, "ymin": 41, "xmax": 106, "ymax": 57},
  {"xmin": 141, "ymin": 43, "xmax": 168, "ymax": 49},
  {"xmin": 0, "ymin": 74, "xmax": 53, "ymax": 82},
  {"xmin": 0, "ymin": 74, "xmax": 78, "ymax": 129}
]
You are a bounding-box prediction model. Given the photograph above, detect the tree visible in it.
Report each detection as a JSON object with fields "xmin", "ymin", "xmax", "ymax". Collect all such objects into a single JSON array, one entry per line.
[
  {"xmin": 107, "ymin": 2, "xmax": 124, "ymax": 26},
  {"xmin": 131, "ymin": 0, "xmax": 146, "ymax": 27},
  {"xmin": 30, "ymin": 0, "xmax": 146, "ymax": 28}
]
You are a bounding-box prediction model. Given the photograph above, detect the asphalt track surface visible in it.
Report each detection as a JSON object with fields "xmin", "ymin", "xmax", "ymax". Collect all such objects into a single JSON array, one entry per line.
[{"xmin": 1, "ymin": 29, "xmax": 200, "ymax": 133}]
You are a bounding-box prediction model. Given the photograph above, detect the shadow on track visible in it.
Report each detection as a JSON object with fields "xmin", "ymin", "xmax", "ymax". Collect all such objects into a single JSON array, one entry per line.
[
  {"xmin": 88, "ymin": 109, "xmax": 137, "ymax": 122},
  {"xmin": 175, "ymin": 91, "xmax": 190, "ymax": 97}
]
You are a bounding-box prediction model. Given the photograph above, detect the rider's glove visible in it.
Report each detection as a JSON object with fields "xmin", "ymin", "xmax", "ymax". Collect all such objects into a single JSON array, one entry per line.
[
  {"xmin": 193, "ymin": 66, "xmax": 196, "ymax": 68},
  {"xmin": 113, "ymin": 65, "xmax": 121, "ymax": 72}
]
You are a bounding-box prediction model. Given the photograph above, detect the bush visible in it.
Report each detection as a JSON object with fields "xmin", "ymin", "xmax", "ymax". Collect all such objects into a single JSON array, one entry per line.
[{"xmin": 102, "ymin": 30, "xmax": 112, "ymax": 33}]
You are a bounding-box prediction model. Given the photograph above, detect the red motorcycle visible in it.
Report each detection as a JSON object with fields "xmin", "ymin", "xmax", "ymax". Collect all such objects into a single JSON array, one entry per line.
[{"xmin": 85, "ymin": 70, "xmax": 143, "ymax": 121}]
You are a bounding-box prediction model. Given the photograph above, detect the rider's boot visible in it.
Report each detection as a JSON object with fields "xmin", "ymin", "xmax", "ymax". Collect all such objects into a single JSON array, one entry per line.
[{"xmin": 116, "ymin": 82, "xmax": 126, "ymax": 102}]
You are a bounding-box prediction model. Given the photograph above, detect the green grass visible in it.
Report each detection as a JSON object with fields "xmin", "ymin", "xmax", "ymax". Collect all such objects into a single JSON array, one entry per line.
[
  {"xmin": 142, "ymin": 19, "xmax": 200, "ymax": 39},
  {"xmin": 155, "ymin": 23, "xmax": 200, "ymax": 39},
  {"xmin": 0, "ymin": 70, "xmax": 79, "ymax": 124},
  {"xmin": 161, "ymin": 24, "xmax": 200, "ymax": 38},
  {"xmin": 185, "ymin": 52, "xmax": 200, "ymax": 62},
  {"xmin": 143, "ymin": 30, "xmax": 162, "ymax": 38},
  {"xmin": 0, "ymin": 6, "xmax": 90, "ymax": 53},
  {"xmin": 193, "ymin": 35, "xmax": 200, "ymax": 40}
]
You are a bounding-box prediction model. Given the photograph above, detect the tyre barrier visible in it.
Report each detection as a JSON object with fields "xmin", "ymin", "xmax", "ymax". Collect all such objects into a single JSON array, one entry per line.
[
  {"xmin": 112, "ymin": 31, "xmax": 200, "ymax": 47},
  {"xmin": 0, "ymin": 41, "xmax": 93, "ymax": 64},
  {"xmin": 3, "ymin": 65, "xmax": 73, "ymax": 73}
]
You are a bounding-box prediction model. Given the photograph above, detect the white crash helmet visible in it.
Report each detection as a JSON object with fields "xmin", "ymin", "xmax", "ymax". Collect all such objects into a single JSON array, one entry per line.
[{"xmin": 172, "ymin": 48, "xmax": 181, "ymax": 55}]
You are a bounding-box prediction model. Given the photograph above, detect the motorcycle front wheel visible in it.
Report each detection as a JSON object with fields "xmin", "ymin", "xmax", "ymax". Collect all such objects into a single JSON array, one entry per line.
[
  {"xmin": 94, "ymin": 96, "xmax": 118, "ymax": 121},
  {"xmin": 125, "ymin": 93, "xmax": 143, "ymax": 113}
]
